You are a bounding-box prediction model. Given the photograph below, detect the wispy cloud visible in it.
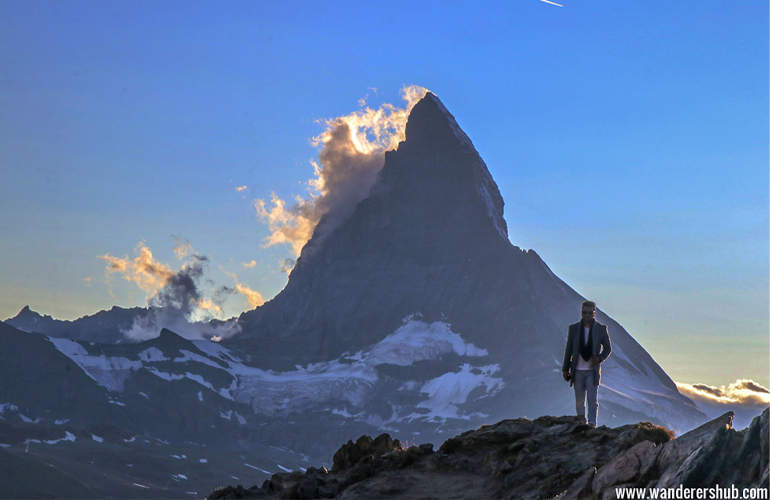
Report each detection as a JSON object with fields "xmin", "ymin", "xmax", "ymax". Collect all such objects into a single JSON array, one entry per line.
[
  {"xmin": 256, "ymin": 85, "xmax": 428, "ymax": 258},
  {"xmin": 538, "ymin": 0, "xmax": 563, "ymax": 6},
  {"xmin": 172, "ymin": 236, "xmax": 193, "ymax": 260},
  {"xmin": 222, "ymin": 269, "xmax": 265, "ymax": 309},
  {"xmin": 279, "ymin": 258, "xmax": 295, "ymax": 274},
  {"xmin": 234, "ymin": 283, "xmax": 265, "ymax": 309},
  {"xmin": 241, "ymin": 260, "xmax": 258, "ymax": 268},
  {"xmin": 236, "ymin": 186, "xmax": 248, "ymax": 192},
  {"xmin": 98, "ymin": 239, "xmax": 251, "ymax": 340},
  {"xmin": 677, "ymin": 379, "xmax": 770, "ymax": 430},
  {"xmin": 99, "ymin": 240, "xmax": 173, "ymax": 296}
]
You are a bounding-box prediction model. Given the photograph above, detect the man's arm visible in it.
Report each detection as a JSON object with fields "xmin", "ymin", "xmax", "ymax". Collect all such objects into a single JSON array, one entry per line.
[
  {"xmin": 598, "ymin": 326, "xmax": 612, "ymax": 362},
  {"xmin": 562, "ymin": 326, "xmax": 573, "ymax": 375}
]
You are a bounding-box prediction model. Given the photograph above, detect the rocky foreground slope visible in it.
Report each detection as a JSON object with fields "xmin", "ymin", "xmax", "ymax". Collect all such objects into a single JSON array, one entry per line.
[{"xmin": 208, "ymin": 409, "xmax": 768, "ymax": 500}]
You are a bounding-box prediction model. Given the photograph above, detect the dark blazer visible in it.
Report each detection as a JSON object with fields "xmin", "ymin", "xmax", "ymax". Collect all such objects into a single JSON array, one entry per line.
[{"xmin": 562, "ymin": 320, "xmax": 612, "ymax": 386}]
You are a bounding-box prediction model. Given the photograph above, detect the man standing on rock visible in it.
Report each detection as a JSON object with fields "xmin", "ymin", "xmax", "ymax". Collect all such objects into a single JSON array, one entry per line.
[{"xmin": 562, "ymin": 300, "xmax": 612, "ymax": 427}]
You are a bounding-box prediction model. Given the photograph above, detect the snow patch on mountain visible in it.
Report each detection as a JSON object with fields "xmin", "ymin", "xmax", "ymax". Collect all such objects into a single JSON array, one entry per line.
[
  {"xmin": 176, "ymin": 349, "xmax": 226, "ymax": 370},
  {"xmin": 44, "ymin": 431, "xmax": 76, "ymax": 445},
  {"xmin": 43, "ymin": 316, "xmax": 504, "ymax": 424},
  {"xmin": 411, "ymin": 363, "xmax": 504, "ymax": 422},
  {"xmin": 48, "ymin": 337, "xmax": 141, "ymax": 391},
  {"xmin": 235, "ymin": 318, "xmax": 494, "ymax": 418},
  {"xmin": 0, "ymin": 403, "xmax": 19, "ymax": 416},
  {"xmin": 192, "ymin": 339, "xmax": 244, "ymax": 363},
  {"xmin": 219, "ymin": 410, "xmax": 247, "ymax": 425},
  {"xmin": 138, "ymin": 347, "xmax": 168, "ymax": 362},
  {"xmin": 360, "ymin": 320, "xmax": 487, "ymax": 366}
]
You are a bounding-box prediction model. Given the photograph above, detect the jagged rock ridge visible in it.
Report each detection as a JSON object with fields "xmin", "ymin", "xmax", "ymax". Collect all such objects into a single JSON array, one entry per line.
[
  {"xmin": 207, "ymin": 409, "xmax": 769, "ymax": 500},
  {"xmin": 5, "ymin": 304, "xmax": 150, "ymax": 343}
]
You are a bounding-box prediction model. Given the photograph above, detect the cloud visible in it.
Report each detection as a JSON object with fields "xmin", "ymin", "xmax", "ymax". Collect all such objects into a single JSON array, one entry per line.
[
  {"xmin": 122, "ymin": 310, "xmax": 241, "ymax": 343},
  {"xmin": 256, "ymin": 85, "xmax": 429, "ymax": 257},
  {"xmin": 242, "ymin": 260, "xmax": 258, "ymax": 268},
  {"xmin": 99, "ymin": 240, "xmax": 173, "ymax": 296},
  {"xmin": 222, "ymin": 269, "xmax": 265, "ymax": 309},
  {"xmin": 279, "ymin": 258, "xmax": 295, "ymax": 274},
  {"xmin": 234, "ymin": 283, "xmax": 265, "ymax": 309},
  {"xmin": 236, "ymin": 186, "xmax": 248, "ymax": 192},
  {"xmin": 677, "ymin": 379, "xmax": 770, "ymax": 430},
  {"xmin": 99, "ymin": 240, "xmax": 249, "ymax": 341},
  {"xmin": 148, "ymin": 254, "xmax": 207, "ymax": 317},
  {"xmin": 172, "ymin": 236, "xmax": 193, "ymax": 260}
]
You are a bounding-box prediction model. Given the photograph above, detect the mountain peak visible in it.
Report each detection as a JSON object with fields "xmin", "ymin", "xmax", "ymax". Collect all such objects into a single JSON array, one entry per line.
[
  {"xmin": 382, "ymin": 92, "xmax": 507, "ymax": 240},
  {"xmin": 6, "ymin": 305, "xmax": 46, "ymax": 327},
  {"xmin": 233, "ymin": 94, "xmax": 704, "ymax": 437},
  {"xmin": 404, "ymin": 92, "xmax": 474, "ymax": 151}
]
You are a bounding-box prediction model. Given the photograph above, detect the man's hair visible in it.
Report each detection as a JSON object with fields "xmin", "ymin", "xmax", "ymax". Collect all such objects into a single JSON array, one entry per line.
[{"xmin": 582, "ymin": 300, "xmax": 596, "ymax": 310}]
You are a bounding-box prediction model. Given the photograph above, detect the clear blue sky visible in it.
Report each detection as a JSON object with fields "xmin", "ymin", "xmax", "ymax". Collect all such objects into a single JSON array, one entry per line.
[{"xmin": 1, "ymin": 1, "xmax": 767, "ymax": 389}]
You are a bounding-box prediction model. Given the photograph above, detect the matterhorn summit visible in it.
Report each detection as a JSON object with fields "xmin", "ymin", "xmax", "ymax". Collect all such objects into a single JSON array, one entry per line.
[{"xmin": 228, "ymin": 92, "xmax": 705, "ymax": 442}]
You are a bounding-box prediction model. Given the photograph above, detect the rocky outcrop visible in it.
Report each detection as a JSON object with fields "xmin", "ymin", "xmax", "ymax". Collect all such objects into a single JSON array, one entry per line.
[
  {"xmin": 207, "ymin": 409, "xmax": 768, "ymax": 500},
  {"xmin": 576, "ymin": 409, "xmax": 769, "ymax": 499}
]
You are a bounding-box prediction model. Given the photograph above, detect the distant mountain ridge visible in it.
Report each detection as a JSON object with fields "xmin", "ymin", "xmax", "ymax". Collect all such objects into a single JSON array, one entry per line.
[{"xmin": 6, "ymin": 304, "xmax": 150, "ymax": 343}]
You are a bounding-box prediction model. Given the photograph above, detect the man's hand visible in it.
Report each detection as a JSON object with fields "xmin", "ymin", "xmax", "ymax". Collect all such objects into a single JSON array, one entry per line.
[
  {"xmin": 562, "ymin": 370, "xmax": 570, "ymax": 382},
  {"xmin": 591, "ymin": 355, "xmax": 600, "ymax": 366}
]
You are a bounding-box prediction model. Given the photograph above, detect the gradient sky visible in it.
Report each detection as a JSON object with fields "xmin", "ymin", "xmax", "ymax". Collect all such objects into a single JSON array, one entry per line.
[{"xmin": 1, "ymin": 1, "xmax": 767, "ymax": 391}]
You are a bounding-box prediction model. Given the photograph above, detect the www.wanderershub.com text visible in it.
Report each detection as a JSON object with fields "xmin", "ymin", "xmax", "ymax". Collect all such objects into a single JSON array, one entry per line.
[{"xmin": 615, "ymin": 484, "xmax": 768, "ymax": 500}]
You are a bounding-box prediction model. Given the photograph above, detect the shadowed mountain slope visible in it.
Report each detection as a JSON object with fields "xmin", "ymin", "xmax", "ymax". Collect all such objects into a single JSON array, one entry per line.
[{"xmin": 229, "ymin": 92, "xmax": 705, "ymax": 432}]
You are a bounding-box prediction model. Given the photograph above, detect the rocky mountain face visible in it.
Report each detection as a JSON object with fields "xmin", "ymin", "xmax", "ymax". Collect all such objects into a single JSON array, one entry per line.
[
  {"xmin": 208, "ymin": 408, "xmax": 769, "ymax": 500},
  {"xmin": 228, "ymin": 92, "xmax": 705, "ymax": 439}
]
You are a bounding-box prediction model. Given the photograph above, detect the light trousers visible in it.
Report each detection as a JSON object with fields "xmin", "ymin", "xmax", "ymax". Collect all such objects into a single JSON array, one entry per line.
[{"xmin": 573, "ymin": 369, "xmax": 599, "ymax": 426}]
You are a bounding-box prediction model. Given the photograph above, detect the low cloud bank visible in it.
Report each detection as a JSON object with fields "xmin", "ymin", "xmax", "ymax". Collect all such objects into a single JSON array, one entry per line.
[{"xmin": 677, "ymin": 379, "xmax": 770, "ymax": 430}]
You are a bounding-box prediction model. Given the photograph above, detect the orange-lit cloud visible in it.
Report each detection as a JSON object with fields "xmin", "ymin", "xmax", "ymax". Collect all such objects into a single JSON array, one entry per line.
[
  {"xmin": 255, "ymin": 193, "xmax": 317, "ymax": 256},
  {"xmin": 99, "ymin": 240, "xmax": 245, "ymax": 341},
  {"xmin": 172, "ymin": 236, "xmax": 193, "ymax": 260},
  {"xmin": 235, "ymin": 283, "xmax": 265, "ymax": 309},
  {"xmin": 241, "ymin": 260, "xmax": 258, "ymax": 268},
  {"xmin": 677, "ymin": 379, "xmax": 770, "ymax": 406},
  {"xmin": 222, "ymin": 269, "xmax": 265, "ymax": 310},
  {"xmin": 195, "ymin": 297, "xmax": 223, "ymax": 316},
  {"xmin": 677, "ymin": 379, "xmax": 770, "ymax": 429},
  {"xmin": 99, "ymin": 240, "xmax": 173, "ymax": 297},
  {"xmin": 256, "ymin": 85, "xmax": 429, "ymax": 257},
  {"xmin": 236, "ymin": 186, "xmax": 248, "ymax": 192}
]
